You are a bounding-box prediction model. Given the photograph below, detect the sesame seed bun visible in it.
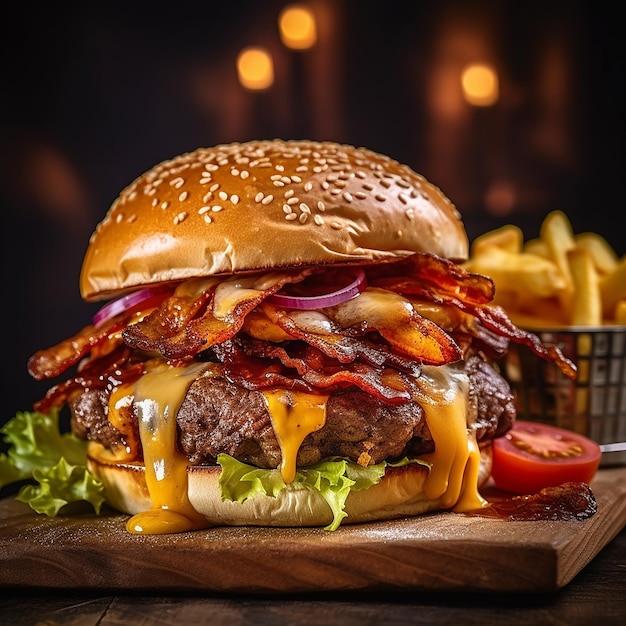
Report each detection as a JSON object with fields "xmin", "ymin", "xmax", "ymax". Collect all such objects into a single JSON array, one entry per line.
[{"xmin": 80, "ymin": 140, "xmax": 468, "ymax": 301}]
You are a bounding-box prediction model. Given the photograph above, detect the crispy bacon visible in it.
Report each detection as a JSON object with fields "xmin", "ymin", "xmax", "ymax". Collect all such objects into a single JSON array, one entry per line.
[
  {"xmin": 33, "ymin": 344, "xmax": 143, "ymax": 414},
  {"xmin": 369, "ymin": 255, "xmax": 576, "ymax": 379},
  {"xmin": 367, "ymin": 253, "xmax": 496, "ymax": 305},
  {"xmin": 28, "ymin": 317, "xmax": 128, "ymax": 381},
  {"xmin": 28, "ymin": 252, "xmax": 576, "ymax": 414},
  {"xmin": 123, "ymin": 270, "xmax": 315, "ymax": 360},
  {"xmin": 214, "ymin": 338, "xmax": 417, "ymax": 404}
]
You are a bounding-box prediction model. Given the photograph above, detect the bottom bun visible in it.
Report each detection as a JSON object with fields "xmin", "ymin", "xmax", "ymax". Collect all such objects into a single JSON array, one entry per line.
[{"xmin": 87, "ymin": 443, "xmax": 492, "ymax": 528}]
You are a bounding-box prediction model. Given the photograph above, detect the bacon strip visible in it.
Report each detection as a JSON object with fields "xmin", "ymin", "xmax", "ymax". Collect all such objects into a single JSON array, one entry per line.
[
  {"xmin": 367, "ymin": 253, "xmax": 496, "ymax": 304},
  {"xmin": 28, "ymin": 317, "xmax": 128, "ymax": 381},
  {"xmin": 217, "ymin": 338, "xmax": 417, "ymax": 404},
  {"xmin": 123, "ymin": 270, "xmax": 315, "ymax": 360}
]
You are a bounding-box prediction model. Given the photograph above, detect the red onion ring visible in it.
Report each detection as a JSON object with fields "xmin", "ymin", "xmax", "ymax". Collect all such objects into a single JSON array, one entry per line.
[
  {"xmin": 92, "ymin": 286, "xmax": 173, "ymax": 328},
  {"xmin": 266, "ymin": 268, "xmax": 367, "ymax": 310}
]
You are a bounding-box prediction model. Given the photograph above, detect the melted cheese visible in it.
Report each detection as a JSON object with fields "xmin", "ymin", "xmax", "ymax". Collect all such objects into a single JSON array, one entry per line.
[
  {"xmin": 125, "ymin": 362, "xmax": 210, "ymax": 534},
  {"xmin": 106, "ymin": 358, "xmax": 485, "ymax": 535},
  {"xmin": 262, "ymin": 390, "xmax": 328, "ymax": 483},
  {"xmin": 414, "ymin": 364, "xmax": 487, "ymax": 512}
]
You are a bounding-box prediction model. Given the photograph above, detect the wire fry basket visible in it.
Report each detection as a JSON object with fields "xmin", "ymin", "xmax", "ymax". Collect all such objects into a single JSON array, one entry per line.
[{"xmin": 504, "ymin": 326, "xmax": 626, "ymax": 467}]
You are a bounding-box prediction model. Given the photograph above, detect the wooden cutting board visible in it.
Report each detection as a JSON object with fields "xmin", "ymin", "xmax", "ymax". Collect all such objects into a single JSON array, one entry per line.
[{"xmin": 1, "ymin": 467, "xmax": 625, "ymax": 594}]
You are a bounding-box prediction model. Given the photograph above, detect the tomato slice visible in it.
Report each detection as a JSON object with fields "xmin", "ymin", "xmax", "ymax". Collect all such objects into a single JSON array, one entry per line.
[{"xmin": 491, "ymin": 420, "xmax": 601, "ymax": 494}]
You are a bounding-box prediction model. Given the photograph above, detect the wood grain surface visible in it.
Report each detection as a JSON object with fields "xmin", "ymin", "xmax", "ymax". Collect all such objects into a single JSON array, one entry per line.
[{"xmin": 1, "ymin": 467, "xmax": 625, "ymax": 594}]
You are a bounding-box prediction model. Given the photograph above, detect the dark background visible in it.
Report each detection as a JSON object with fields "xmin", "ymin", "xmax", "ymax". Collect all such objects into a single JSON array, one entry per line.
[{"xmin": 1, "ymin": 0, "xmax": 623, "ymax": 422}]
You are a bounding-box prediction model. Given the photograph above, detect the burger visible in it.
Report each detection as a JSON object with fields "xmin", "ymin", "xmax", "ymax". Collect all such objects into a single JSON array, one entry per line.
[{"xmin": 26, "ymin": 139, "xmax": 574, "ymax": 535}]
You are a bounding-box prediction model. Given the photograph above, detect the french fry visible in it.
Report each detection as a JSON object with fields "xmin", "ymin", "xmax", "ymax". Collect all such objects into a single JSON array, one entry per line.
[
  {"xmin": 575, "ymin": 232, "xmax": 619, "ymax": 275},
  {"xmin": 471, "ymin": 224, "xmax": 524, "ymax": 256},
  {"xmin": 540, "ymin": 210, "xmax": 576, "ymax": 310},
  {"xmin": 523, "ymin": 237, "xmax": 550, "ymax": 258},
  {"xmin": 567, "ymin": 248, "xmax": 602, "ymax": 326},
  {"xmin": 600, "ymin": 255, "xmax": 626, "ymax": 320},
  {"xmin": 467, "ymin": 211, "xmax": 623, "ymax": 328},
  {"xmin": 466, "ymin": 246, "xmax": 565, "ymax": 299},
  {"xmin": 614, "ymin": 300, "xmax": 626, "ymax": 325}
]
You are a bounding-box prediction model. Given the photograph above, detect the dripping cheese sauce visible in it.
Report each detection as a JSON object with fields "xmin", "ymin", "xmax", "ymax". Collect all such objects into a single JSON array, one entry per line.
[{"xmin": 101, "ymin": 359, "xmax": 486, "ymax": 534}]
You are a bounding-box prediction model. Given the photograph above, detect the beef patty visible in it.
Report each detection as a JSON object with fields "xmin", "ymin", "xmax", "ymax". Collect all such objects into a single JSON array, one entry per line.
[{"xmin": 70, "ymin": 354, "xmax": 515, "ymax": 468}]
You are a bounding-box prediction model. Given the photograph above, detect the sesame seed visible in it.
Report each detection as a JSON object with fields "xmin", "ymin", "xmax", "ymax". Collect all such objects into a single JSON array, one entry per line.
[
  {"xmin": 284, "ymin": 189, "xmax": 295, "ymax": 198},
  {"xmin": 116, "ymin": 213, "xmax": 124, "ymax": 223},
  {"xmin": 317, "ymin": 201, "xmax": 326, "ymax": 211},
  {"xmin": 261, "ymin": 194, "xmax": 274, "ymax": 205},
  {"xmin": 300, "ymin": 202, "xmax": 311, "ymax": 214},
  {"xmin": 296, "ymin": 165, "xmax": 308, "ymax": 172},
  {"xmin": 203, "ymin": 214, "xmax": 212, "ymax": 224},
  {"xmin": 231, "ymin": 168, "xmax": 240, "ymax": 176},
  {"xmin": 355, "ymin": 192, "xmax": 367, "ymax": 200},
  {"xmin": 314, "ymin": 215, "xmax": 324, "ymax": 225},
  {"xmin": 273, "ymin": 180, "xmax": 285, "ymax": 187},
  {"xmin": 398, "ymin": 192, "xmax": 409, "ymax": 204},
  {"xmin": 321, "ymin": 181, "xmax": 329, "ymax": 190},
  {"xmin": 299, "ymin": 213, "xmax": 309, "ymax": 224},
  {"xmin": 199, "ymin": 206, "xmax": 211, "ymax": 214},
  {"xmin": 231, "ymin": 195, "xmax": 239, "ymax": 204},
  {"xmin": 285, "ymin": 213, "xmax": 298, "ymax": 221},
  {"xmin": 304, "ymin": 182, "xmax": 313, "ymax": 192},
  {"xmin": 210, "ymin": 183, "xmax": 220, "ymax": 192},
  {"xmin": 200, "ymin": 177, "xmax": 212, "ymax": 185},
  {"xmin": 152, "ymin": 198, "xmax": 159, "ymax": 207},
  {"xmin": 202, "ymin": 192, "xmax": 213, "ymax": 202},
  {"xmin": 380, "ymin": 180, "xmax": 391, "ymax": 189},
  {"xmin": 375, "ymin": 193, "xmax": 386, "ymax": 201},
  {"xmin": 330, "ymin": 188, "xmax": 342, "ymax": 195},
  {"xmin": 255, "ymin": 192, "xmax": 264, "ymax": 203},
  {"xmin": 171, "ymin": 177, "xmax": 185, "ymax": 189},
  {"xmin": 127, "ymin": 214, "xmax": 137, "ymax": 223},
  {"xmin": 291, "ymin": 175, "xmax": 302, "ymax": 183},
  {"xmin": 271, "ymin": 174, "xmax": 282, "ymax": 181},
  {"xmin": 281, "ymin": 176, "xmax": 291, "ymax": 184},
  {"xmin": 343, "ymin": 192, "xmax": 353, "ymax": 202},
  {"xmin": 283, "ymin": 204, "xmax": 292, "ymax": 214},
  {"xmin": 275, "ymin": 164, "xmax": 285, "ymax": 172},
  {"xmin": 212, "ymin": 205, "xmax": 223, "ymax": 212},
  {"xmin": 363, "ymin": 183, "xmax": 374, "ymax": 191},
  {"xmin": 161, "ymin": 201, "xmax": 170, "ymax": 210},
  {"xmin": 218, "ymin": 191, "xmax": 228, "ymax": 201},
  {"xmin": 179, "ymin": 191, "xmax": 189, "ymax": 202},
  {"xmin": 287, "ymin": 197, "xmax": 298, "ymax": 205},
  {"xmin": 241, "ymin": 171, "xmax": 249, "ymax": 179},
  {"xmin": 330, "ymin": 221, "xmax": 342, "ymax": 229},
  {"xmin": 174, "ymin": 212, "xmax": 188, "ymax": 224}
]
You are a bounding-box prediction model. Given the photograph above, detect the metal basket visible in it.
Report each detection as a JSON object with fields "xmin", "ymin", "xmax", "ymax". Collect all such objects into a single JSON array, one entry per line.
[{"xmin": 504, "ymin": 326, "xmax": 626, "ymax": 466}]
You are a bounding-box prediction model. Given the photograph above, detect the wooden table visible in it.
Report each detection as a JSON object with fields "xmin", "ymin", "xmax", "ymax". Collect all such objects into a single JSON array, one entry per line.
[
  {"xmin": 0, "ymin": 525, "xmax": 624, "ymax": 625},
  {"xmin": 2, "ymin": 466, "xmax": 625, "ymax": 624}
]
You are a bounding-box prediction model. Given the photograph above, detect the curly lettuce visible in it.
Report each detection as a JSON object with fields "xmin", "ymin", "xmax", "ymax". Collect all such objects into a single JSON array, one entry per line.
[
  {"xmin": 218, "ymin": 453, "xmax": 429, "ymax": 530},
  {"xmin": 0, "ymin": 410, "xmax": 105, "ymax": 516}
]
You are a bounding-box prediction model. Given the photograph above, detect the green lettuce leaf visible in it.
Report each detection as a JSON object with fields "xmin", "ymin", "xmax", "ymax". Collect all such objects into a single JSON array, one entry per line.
[
  {"xmin": 217, "ymin": 453, "xmax": 429, "ymax": 531},
  {"xmin": 0, "ymin": 409, "xmax": 104, "ymax": 516}
]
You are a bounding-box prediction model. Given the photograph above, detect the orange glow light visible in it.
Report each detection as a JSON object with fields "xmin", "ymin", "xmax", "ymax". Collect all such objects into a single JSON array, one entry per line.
[
  {"xmin": 237, "ymin": 47, "xmax": 274, "ymax": 91},
  {"xmin": 279, "ymin": 4, "xmax": 317, "ymax": 50},
  {"xmin": 461, "ymin": 63, "xmax": 499, "ymax": 106}
]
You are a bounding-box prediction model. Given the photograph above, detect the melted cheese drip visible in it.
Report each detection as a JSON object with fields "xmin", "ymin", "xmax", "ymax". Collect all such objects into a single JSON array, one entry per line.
[
  {"xmin": 414, "ymin": 364, "xmax": 487, "ymax": 512},
  {"xmin": 262, "ymin": 390, "xmax": 328, "ymax": 483},
  {"xmin": 125, "ymin": 362, "xmax": 210, "ymax": 534}
]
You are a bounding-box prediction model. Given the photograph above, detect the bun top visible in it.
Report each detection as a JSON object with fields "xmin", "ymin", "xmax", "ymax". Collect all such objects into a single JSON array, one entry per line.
[{"xmin": 80, "ymin": 140, "xmax": 468, "ymax": 301}]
